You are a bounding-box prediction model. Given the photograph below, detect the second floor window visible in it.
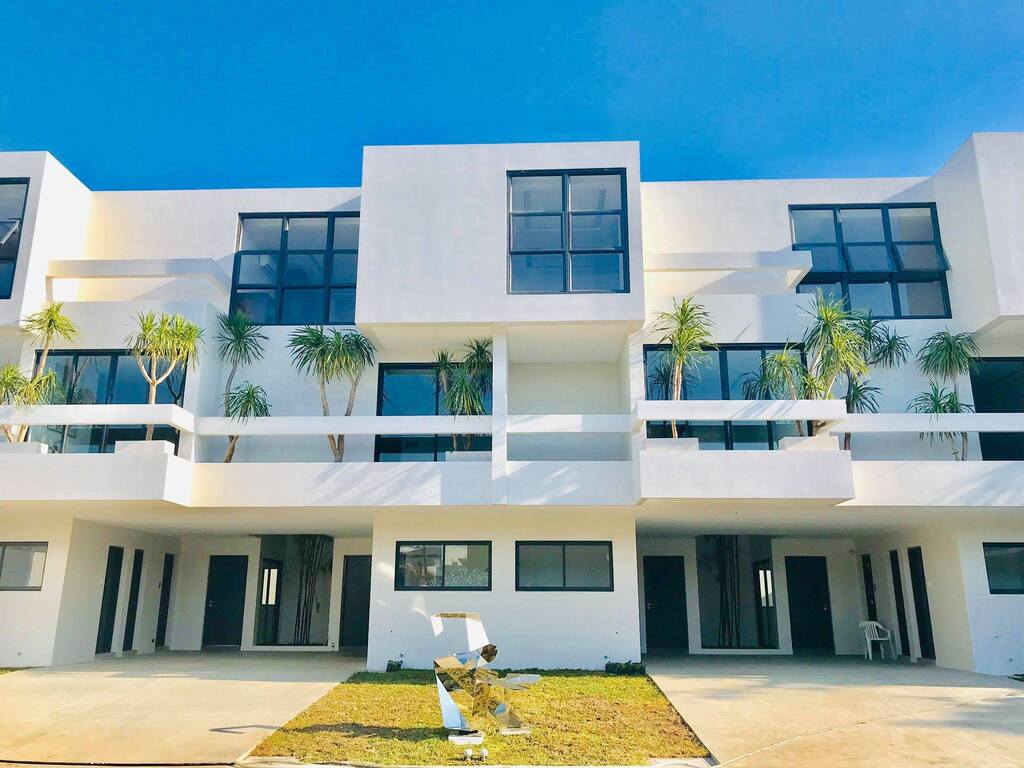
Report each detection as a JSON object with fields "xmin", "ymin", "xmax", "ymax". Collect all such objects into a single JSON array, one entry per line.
[
  {"xmin": 231, "ymin": 213, "xmax": 358, "ymax": 325},
  {"xmin": 643, "ymin": 344, "xmax": 804, "ymax": 450},
  {"xmin": 0, "ymin": 179, "xmax": 29, "ymax": 300},
  {"xmin": 375, "ymin": 364, "xmax": 492, "ymax": 462},
  {"xmin": 791, "ymin": 204, "xmax": 950, "ymax": 319},
  {"xmin": 508, "ymin": 169, "xmax": 628, "ymax": 294}
]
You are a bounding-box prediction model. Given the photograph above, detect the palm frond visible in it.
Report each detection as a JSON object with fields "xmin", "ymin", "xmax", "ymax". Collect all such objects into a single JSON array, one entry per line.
[
  {"xmin": 23, "ymin": 302, "xmax": 79, "ymax": 346},
  {"xmin": 652, "ymin": 297, "xmax": 715, "ymax": 381},
  {"xmin": 216, "ymin": 311, "xmax": 267, "ymax": 368},
  {"xmin": 917, "ymin": 330, "xmax": 980, "ymax": 381},
  {"xmin": 443, "ymin": 364, "xmax": 486, "ymax": 418},
  {"xmin": 225, "ymin": 382, "xmax": 272, "ymax": 421}
]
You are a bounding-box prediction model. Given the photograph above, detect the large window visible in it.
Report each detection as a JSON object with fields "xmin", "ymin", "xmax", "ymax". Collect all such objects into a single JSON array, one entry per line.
[
  {"xmin": 508, "ymin": 170, "xmax": 628, "ymax": 294},
  {"xmin": 791, "ymin": 204, "xmax": 950, "ymax": 319},
  {"xmin": 375, "ymin": 364, "xmax": 491, "ymax": 461},
  {"xmin": 0, "ymin": 542, "xmax": 47, "ymax": 590},
  {"xmin": 0, "ymin": 179, "xmax": 29, "ymax": 299},
  {"xmin": 643, "ymin": 344, "xmax": 804, "ymax": 450},
  {"xmin": 230, "ymin": 213, "xmax": 358, "ymax": 325},
  {"xmin": 983, "ymin": 543, "xmax": 1024, "ymax": 594},
  {"xmin": 395, "ymin": 542, "xmax": 491, "ymax": 590},
  {"xmin": 29, "ymin": 350, "xmax": 184, "ymax": 453},
  {"xmin": 969, "ymin": 358, "xmax": 1024, "ymax": 460},
  {"xmin": 515, "ymin": 541, "xmax": 613, "ymax": 591}
]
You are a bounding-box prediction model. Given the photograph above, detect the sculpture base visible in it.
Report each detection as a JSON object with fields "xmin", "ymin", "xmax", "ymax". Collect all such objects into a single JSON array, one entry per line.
[
  {"xmin": 448, "ymin": 732, "xmax": 485, "ymax": 745},
  {"xmin": 499, "ymin": 727, "xmax": 531, "ymax": 736}
]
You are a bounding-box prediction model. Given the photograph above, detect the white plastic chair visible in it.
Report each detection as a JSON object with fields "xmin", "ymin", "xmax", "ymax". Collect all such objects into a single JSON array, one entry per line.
[{"xmin": 859, "ymin": 620, "xmax": 897, "ymax": 660}]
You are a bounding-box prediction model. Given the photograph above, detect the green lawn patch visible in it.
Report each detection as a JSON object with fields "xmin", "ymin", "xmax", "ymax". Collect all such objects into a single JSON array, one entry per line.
[
  {"xmin": 0, "ymin": 669, "xmax": 17, "ymax": 675},
  {"xmin": 252, "ymin": 669, "xmax": 707, "ymax": 765}
]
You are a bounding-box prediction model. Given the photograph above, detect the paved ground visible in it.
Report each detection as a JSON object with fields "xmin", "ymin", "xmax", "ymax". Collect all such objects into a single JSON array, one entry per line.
[
  {"xmin": 0, "ymin": 651, "xmax": 364, "ymax": 764},
  {"xmin": 649, "ymin": 655, "xmax": 1024, "ymax": 767}
]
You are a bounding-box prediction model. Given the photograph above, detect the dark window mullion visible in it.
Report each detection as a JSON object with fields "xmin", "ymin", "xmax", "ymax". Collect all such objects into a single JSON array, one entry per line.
[
  {"xmin": 560, "ymin": 543, "xmax": 567, "ymax": 589},
  {"xmin": 889, "ymin": 275, "xmax": 903, "ymax": 318},
  {"xmin": 275, "ymin": 219, "xmax": 288, "ymax": 323},
  {"xmin": 562, "ymin": 173, "xmax": 570, "ymax": 293}
]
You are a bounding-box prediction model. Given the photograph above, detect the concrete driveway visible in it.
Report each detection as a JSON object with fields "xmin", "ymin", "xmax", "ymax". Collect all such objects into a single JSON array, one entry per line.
[
  {"xmin": 649, "ymin": 655, "xmax": 1024, "ymax": 767},
  {"xmin": 0, "ymin": 651, "xmax": 363, "ymax": 764}
]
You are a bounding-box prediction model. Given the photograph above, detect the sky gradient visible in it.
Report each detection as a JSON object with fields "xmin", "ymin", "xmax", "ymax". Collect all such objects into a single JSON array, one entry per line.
[{"xmin": 3, "ymin": 1, "xmax": 1022, "ymax": 189}]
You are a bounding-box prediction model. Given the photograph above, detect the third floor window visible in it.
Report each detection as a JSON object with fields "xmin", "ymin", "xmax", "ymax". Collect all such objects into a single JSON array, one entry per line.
[
  {"xmin": 230, "ymin": 212, "xmax": 358, "ymax": 325},
  {"xmin": 791, "ymin": 203, "xmax": 950, "ymax": 320},
  {"xmin": 508, "ymin": 169, "xmax": 628, "ymax": 294},
  {"xmin": 0, "ymin": 179, "xmax": 29, "ymax": 300}
]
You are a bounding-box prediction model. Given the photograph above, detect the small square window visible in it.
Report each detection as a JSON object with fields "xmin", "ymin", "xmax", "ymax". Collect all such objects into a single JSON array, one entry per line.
[
  {"xmin": 564, "ymin": 543, "xmax": 612, "ymax": 589},
  {"xmin": 233, "ymin": 289, "xmax": 277, "ymax": 323},
  {"xmin": 898, "ymin": 280, "xmax": 946, "ymax": 317},
  {"xmin": 569, "ymin": 174, "xmax": 622, "ymax": 211},
  {"xmin": 805, "ymin": 246, "xmax": 843, "ymax": 271},
  {"xmin": 286, "ymin": 217, "xmax": 328, "ymax": 250},
  {"xmin": 0, "ymin": 183, "xmax": 28, "ymax": 220},
  {"xmin": 236, "ymin": 253, "xmax": 279, "ymax": 285},
  {"xmin": 797, "ymin": 282, "xmax": 843, "ymax": 304},
  {"xmin": 283, "ymin": 253, "xmax": 325, "ymax": 286},
  {"xmin": 848, "ymin": 282, "xmax": 895, "ymax": 316},
  {"xmin": 0, "ymin": 543, "xmax": 47, "ymax": 590},
  {"xmin": 838, "ymin": 209, "xmax": 885, "ymax": 242},
  {"xmin": 332, "ymin": 217, "xmax": 359, "ymax": 250},
  {"xmin": 983, "ymin": 543, "xmax": 1024, "ymax": 594},
  {"xmin": 570, "ymin": 252, "xmax": 625, "ymax": 292},
  {"xmin": 329, "ymin": 288, "xmax": 356, "ymax": 324},
  {"xmin": 791, "ymin": 209, "xmax": 836, "ymax": 244},
  {"xmin": 281, "ymin": 288, "xmax": 325, "ymax": 324},
  {"xmin": 511, "ymin": 214, "xmax": 562, "ymax": 250},
  {"xmin": 240, "ymin": 218, "xmax": 282, "ymax": 250},
  {"xmin": 888, "ymin": 207, "xmax": 935, "ymax": 241},
  {"xmin": 846, "ymin": 244, "xmax": 893, "ymax": 271},
  {"xmin": 896, "ymin": 244, "xmax": 943, "ymax": 270},
  {"xmin": 570, "ymin": 214, "xmax": 622, "ymax": 249},
  {"xmin": 517, "ymin": 544, "xmax": 564, "ymax": 588},
  {"xmin": 510, "ymin": 176, "xmax": 563, "ymax": 212},
  {"xmin": 331, "ymin": 252, "xmax": 357, "ymax": 286},
  {"xmin": 510, "ymin": 253, "xmax": 565, "ymax": 293}
]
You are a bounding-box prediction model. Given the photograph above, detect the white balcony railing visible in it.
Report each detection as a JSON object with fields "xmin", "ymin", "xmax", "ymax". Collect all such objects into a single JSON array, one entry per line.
[{"xmin": 634, "ymin": 398, "xmax": 847, "ymax": 423}]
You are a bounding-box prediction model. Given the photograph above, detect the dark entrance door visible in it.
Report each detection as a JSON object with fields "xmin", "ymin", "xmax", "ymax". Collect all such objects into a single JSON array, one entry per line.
[
  {"xmin": 340, "ymin": 555, "xmax": 372, "ymax": 648},
  {"xmin": 256, "ymin": 558, "xmax": 283, "ymax": 645},
  {"xmin": 122, "ymin": 549, "xmax": 144, "ymax": 651},
  {"xmin": 95, "ymin": 546, "xmax": 124, "ymax": 654},
  {"xmin": 861, "ymin": 554, "xmax": 878, "ymax": 622},
  {"xmin": 907, "ymin": 547, "xmax": 935, "ymax": 660},
  {"xmin": 202, "ymin": 555, "xmax": 248, "ymax": 648},
  {"xmin": 155, "ymin": 553, "xmax": 175, "ymax": 647},
  {"xmin": 643, "ymin": 555, "xmax": 688, "ymax": 650},
  {"xmin": 890, "ymin": 549, "xmax": 910, "ymax": 656},
  {"xmin": 970, "ymin": 359, "xmax": 1024, "ymax": 459},
  {"xmin": 785, "ymin": 556, "xmax": 835, "ymax": 653}
]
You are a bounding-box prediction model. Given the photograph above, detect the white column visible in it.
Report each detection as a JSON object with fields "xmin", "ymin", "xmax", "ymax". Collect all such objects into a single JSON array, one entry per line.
[{"xmin": 491, "ymin": 332, "xmax": 509, "ymax": 505}]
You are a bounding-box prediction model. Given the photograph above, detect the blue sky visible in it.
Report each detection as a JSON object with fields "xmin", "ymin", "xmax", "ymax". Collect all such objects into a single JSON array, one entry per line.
[{"xmin": 3, "ymin": 1, "xmax": 1022, "ymax": 189}]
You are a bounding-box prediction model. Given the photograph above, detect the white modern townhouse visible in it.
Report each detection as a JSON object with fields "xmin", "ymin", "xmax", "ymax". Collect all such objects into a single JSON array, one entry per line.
[{"xmin": 1, "ymin": 135, "xmax": 1023, "ymax": 678}]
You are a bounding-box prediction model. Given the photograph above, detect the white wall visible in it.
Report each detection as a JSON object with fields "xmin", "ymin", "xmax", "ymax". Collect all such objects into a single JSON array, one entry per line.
[
  {"xmin": 51, "ymin": 519, "xmax": 179, "ymax": 665},
  {"xmin": 357, "ymin": 142, "xmax": 645, "ymax": 327},
  {"xmin": 0, "ymin": 514, "xmax": 74, "ymax": 667},
  {"xmin": 367, "ymin": 509, "xmax": 641, "ymax": 670}
]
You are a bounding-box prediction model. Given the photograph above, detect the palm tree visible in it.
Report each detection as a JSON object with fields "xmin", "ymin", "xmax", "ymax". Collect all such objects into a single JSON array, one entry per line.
[
  {"xmin": 124, "ymin": 312, "xmax": 204, "ymax": 440},
  {"xmin": 802, "ymin": 295, "xmax": 869, "ymax": 400},
  {"xmin": 462, "ymin": 338, "xmax": 493, "ymax": 392},
  {"xmin": 908, "ymin": 382, "xmax": 975, "ymax": 459},
  {"xmin": 23, "ymin": 302, "xmax": 78, "ymax": 380},
  {"xmin": 216, "ymin": 311, "xmax": 267, "ymax": 457},
  {"xmin": 216, "ymin": 311, "xmax": 267, "ymax": 413},
  {"xmin": 915, "ymin": 330, "xmax": 980, "ymax": 460},
  {"xmin": 223, "ymin": 382, "xmax": 271, "ymax": 463},
  {"xmin": 0, "ymin": 364, "xmax": 61, "ymax": 443},
  {"xmin": 288, "ymin": 326, "xmax": 375, "ymax": 462},
  {"xmin": 432, "ymin": 349, "xmax": 459, "ymax": 450},
  {"xmin": 653, "ymin": 297, "xmax": 715, "ymax": 438},
  {"xmin": 840, "ymin": 316, "xmax": 910, "ymax": 449}
]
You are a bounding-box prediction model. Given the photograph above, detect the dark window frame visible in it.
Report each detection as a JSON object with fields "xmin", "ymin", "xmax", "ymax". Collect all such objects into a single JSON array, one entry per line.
[
  {"xmin": 790, "ymin": 203, "xmax": 950, "ymax": 320},
  {"xmin": 0, "ymin": 541, "xmax": 47, "ymax": 591},
  {"xmin": 29, "ymin": 349, "xmax": 185, "ymax": 454},
  {"xmin": 642, "ymin": 343, "xmax": 809, "ymax": 450},
  {"xmin": 982, "ymin": 542, "xmax": 1024, "ymax": 595},
  {"xmin": 394, "ymin": 540, "xmax": 493, "ymax": 591},
  {"xmin": 0, "ymin": 178, "xmax": 30, "ymax": 300},
  {"xmin": 515, "ymin": 541, "xmax": 614, "ymax": 592},
  {"xmin": 373, "ymin": 363, "xmax": 491, "ymax": 461},
  {"xmin": 230, "ymin": 212, "xmax": 359, "ymax": 326},
  {"xmin": 507, "ymin": 169, "xmax": 630, "ymax": 295}
]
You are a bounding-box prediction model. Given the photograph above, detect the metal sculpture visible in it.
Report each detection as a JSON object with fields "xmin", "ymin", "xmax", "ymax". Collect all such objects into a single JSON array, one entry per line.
[{"xmin": 431, "ymin": 612, "xmax": 540, "ymax": 741}]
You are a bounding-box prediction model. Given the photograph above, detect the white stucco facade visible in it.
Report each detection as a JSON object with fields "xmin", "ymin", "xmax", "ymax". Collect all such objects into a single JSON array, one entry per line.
[{"xmin": 1, "ymin": 134, "xmax": 1023, "ymax": 677}]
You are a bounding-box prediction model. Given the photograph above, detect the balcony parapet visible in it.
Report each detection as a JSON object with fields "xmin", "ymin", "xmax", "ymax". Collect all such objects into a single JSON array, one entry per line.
[
  {"xmin": 48, "ymin": 257, "xmax": 231, "ymax": 293},
  {"xmin": 635, "ymin": 399, "xmax": 847, "ymax": 424}
]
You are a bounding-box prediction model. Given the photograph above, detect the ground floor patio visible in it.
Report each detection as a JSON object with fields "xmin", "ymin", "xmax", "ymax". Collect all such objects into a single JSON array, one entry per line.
[
  {"xmin": 649, "ymin": 655, "xmax": 1024, "ymax": 767},
  {"xmin": 0, "ymin": 651, "xmax": 364, "ymax": 764}
]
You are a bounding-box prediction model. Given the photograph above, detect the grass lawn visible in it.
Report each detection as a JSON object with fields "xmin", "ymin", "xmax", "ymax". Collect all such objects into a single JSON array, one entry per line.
[
  {"xmin": 0, "ymin": 669, "xmax": 15, "ymax": 675},
  {"xmin": 252, "ymin": 669, "xmax": 708, "ymax": 765}
]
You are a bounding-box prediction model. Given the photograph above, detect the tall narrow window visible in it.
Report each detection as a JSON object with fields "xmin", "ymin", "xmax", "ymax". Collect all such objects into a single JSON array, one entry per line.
[
  {"xmin": 508, "ymin": 170, "xmax": 628, "ymax": 294},
  {"xmin": 0, "ymin": 179, "xmax": 29, "ymax": 299},
  {"xmin": 791, "ymin": 204, "xmax": 950, "ymax": 319},
  {"xmin": 231, "ymin": 213, "xmax": 359, "ymax": 325}
]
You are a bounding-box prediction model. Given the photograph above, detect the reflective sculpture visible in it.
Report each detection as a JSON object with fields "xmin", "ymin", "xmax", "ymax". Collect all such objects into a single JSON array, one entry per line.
[{"xmin": 431, "ymin": 612, "xmax": 540, "ymax": 740}]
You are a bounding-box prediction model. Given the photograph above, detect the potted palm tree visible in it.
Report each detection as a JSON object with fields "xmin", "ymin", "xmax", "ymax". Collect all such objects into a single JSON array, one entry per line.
[
  {"xmin": 223, "ymin": 382, "xmax": 271, "ymax": 462},
  {"xmin": 216, "ymin": 311, "xmax": 267, "ymax": 462},
  {"xmin": 0, "ymin": 303, "xmax": 78, "ymax": 449},
  {"xmin": 652, "ymin": 297, "xmax": 715, "ymax": 438},
  {"xmin": 911, "ymin": 330, "xmax": 980, "ymax": 460},
  {"xmin": 288, "ymin": 326, "xmax": 375, "ymax": 462},
  {"xmin": 124, "ymin": 311, "xmax": 204, "ymax": 443}
]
